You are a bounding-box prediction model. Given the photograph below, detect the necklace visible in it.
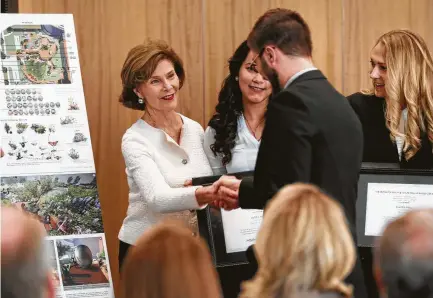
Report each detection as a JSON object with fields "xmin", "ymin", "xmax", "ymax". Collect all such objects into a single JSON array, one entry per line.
[
  {"xmin": 244, "ymin": 115, "xmax": 265, "ymax": 141},
  {"xmin": 144, "ymin": 112, "xmax": 181, "ymax": 143}
]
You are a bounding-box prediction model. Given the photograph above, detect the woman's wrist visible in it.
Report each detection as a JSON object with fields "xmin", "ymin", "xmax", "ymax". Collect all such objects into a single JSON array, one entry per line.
[{"xmin": 195, "ymin": 186, "xmax": 213, "ymax": 206}]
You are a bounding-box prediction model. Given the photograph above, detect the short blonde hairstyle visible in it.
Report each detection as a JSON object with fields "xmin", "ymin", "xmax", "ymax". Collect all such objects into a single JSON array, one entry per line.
[
  {"xmin": 239, "ymin": 183, "xmax": 356, "ymax": 298},
  {"xmin": 121, "ymin": 220, "xmax": 221, "ymax": 298},
  {"xmin": 363, "ymin": 29, "xmax": 433, "ymax": 160}
]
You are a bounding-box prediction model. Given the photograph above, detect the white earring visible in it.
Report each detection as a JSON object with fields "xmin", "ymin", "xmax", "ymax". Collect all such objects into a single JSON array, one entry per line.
[
  {"xmin": 235, "ymin": 76, "xmax": 239, "ymax": 81},
  {"xmin": 138, "ymin": 98, "xmax": 144, "ymax": 104}
]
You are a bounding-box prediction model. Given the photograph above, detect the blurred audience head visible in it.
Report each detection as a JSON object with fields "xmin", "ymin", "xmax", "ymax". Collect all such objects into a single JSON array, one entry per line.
[
  {"xmin": 1, "ymin": 206, "xmax": 54, "ymax": 298},
  {"xmin": 375, "ymin": 209, "xmax": 433, "ymax": 298},
  {"xmin": 121, "ymin": 220, "xmax": 221, "ymax": 298},
  {"xmin": 365, "ymin": 29, "xmax": 433, "ymax": 160},
  {"xmin": 240, "ymin": 183, "xmax": 355, "ymax": 298}
]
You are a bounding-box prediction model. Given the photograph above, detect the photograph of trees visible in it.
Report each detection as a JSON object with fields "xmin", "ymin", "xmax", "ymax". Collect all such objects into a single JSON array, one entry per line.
[{"xmin": 1, "ymin": 173, "xmax": 103, "ymax": 236}]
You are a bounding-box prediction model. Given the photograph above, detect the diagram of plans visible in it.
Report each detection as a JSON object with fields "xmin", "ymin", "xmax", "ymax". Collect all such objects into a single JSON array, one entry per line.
[
  {"xmin": 0, "ymin": 14, "xmax": 94, "ymax": 177},
  {"xmin": 0, "ymin": 13, "xmax": 113, "ymax": 298},
  {"xmin": 0, "ymin": 24, "xmax": 71, "ymax": 85}
]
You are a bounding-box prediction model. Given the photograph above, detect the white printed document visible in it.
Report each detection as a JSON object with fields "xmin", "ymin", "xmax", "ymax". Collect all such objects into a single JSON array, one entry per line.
[
  {"xmin": 221, "ymin": 208, "xmax": 263, "ymax": 253},
  {"xmin": 365, "ymin": 183, "xmax": 433, "ymax": 236}
]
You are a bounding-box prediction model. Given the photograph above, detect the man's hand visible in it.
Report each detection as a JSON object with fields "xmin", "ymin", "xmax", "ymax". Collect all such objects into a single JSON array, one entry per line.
[
  {"xmin": 214, "ymin": 175, "xmax": 242, "ymax": 192},
  {"xmin": 212, "ymin": 176, "xmax": 242, "ymax": 211}
]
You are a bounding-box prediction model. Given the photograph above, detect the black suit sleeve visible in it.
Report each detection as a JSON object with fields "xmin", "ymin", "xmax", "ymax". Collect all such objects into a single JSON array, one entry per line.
[
  {"xmin": 239, "ymin": 176, "xmax": 263, "ymax": 209},
  {"xmin": 239, "ymin": 91, "xmax": 316, "ymax": 209}
]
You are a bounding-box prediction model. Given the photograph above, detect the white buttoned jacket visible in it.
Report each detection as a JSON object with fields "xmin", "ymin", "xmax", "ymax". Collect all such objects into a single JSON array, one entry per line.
[{"xmin": 118, "ymin": 114, "xmax": 213, "ymax": 245}]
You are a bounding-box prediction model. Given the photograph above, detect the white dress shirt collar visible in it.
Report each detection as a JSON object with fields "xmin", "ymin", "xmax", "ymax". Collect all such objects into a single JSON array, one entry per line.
[{"xmin": 283, "ymin": 67, "xmax": 318, "ymax": 89}]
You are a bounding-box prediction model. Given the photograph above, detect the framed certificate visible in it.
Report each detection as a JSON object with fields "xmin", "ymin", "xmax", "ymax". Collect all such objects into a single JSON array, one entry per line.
[
  {"xmin": 356, "ymin": 163, "xmax": 433, "ymax": 247},
  {"xmin": 192, "ymin": 171, "xmax": 257, "ymax": 267}
]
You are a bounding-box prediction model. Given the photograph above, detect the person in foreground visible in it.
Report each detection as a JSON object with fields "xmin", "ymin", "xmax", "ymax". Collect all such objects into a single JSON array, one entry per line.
[
  {"xmin": 348, "ymin": 29, "xmax": 433, "ymax": 298},
  {"xmin": 214, "ymin": 8, "xmax": 367, "ymax": 297},
  {"xmin": 1, "ymin": 206, "xmax": 55, "ymax": 298},
  {"xmin": 239, "ymin": 183, "xmax": 356, "ymax": 298},
  {"xmin": 117, "ymin": 39, "xmax": 235, "ymax": 268},
  {"xmin": 204, "ymin": 40, "xmax": 271, "ymax": 175},
  {"xmin": 375, "ymin": 209, "xmax": 433, "ymax": 298},
  {"xmin": 121, "ymin": 220, "xmax": 222, "ymax": 298},
  {"xmin": 348, "ymin": 29, "xmax": 433, "ymax": 168}
]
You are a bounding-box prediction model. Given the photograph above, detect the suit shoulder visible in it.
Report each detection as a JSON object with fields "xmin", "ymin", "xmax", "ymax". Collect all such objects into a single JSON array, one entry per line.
[
  {"xmin": 347, "ymin": 92, "xmax": 386, "ymax": 117},
  {"xmin": 271, "ymin": 89, "xmax": 309, "ymax": 110},
  {"xmin": 347, "ymin": 92, "xmax": 381, "ymax": 108},
  {"xmin": 347, "ymin": 92, "xmax": 367, "ymax": 105}
]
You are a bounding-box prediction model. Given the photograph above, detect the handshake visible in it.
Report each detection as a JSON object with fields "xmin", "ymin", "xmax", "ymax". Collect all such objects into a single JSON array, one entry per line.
[{"xmin": 185, "ymin": 176, "xmax": 242, "ymax": 211}]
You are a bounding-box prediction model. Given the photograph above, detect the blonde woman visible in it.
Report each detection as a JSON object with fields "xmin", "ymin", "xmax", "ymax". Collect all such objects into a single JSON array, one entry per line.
[
  {"xmin": 239, "ymin": 183, "xmax": 356, "ymax": 298},
  {"xmin": 348, "ymin": 29, "xmax": 433, "ymax": 298},
  {"xmin": 348, "ymin": 29, "xmax": 433, "ymax": 168},
  {"xmin": 121, "ymin": 220, "xmax": 222, "ymax": 298}
]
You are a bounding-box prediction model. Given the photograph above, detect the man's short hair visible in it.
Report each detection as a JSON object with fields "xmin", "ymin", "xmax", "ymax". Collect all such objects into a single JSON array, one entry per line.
[
  {"xmin": 247, "ymin": 8, "xmax": 312, "ymax": 57},
  {"xmin": 376, "ymin": 209, "xmax": 433, "ymax": 298}
]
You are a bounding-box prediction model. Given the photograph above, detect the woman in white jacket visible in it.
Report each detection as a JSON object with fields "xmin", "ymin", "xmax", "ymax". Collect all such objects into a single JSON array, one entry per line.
[{"xmin": 117, "ymin": 39, "xmax": 235, "ymax": 268}]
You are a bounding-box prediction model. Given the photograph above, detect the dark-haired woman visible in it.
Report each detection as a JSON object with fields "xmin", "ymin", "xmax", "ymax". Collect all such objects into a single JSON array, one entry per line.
[
  {"xmin": 117, "ymin": 39, "xmax": 226, "ymax": 269},
  {"xmin": 203, "ymin": 40, "xmax": 272, "ymax": 298},
  {"xmin": 204, "ymin": 40, "xmax": 271, "ymax": 174}
]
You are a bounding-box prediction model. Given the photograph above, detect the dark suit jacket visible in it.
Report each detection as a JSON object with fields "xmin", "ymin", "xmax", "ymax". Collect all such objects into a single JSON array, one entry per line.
[
  {"xmin": 239, "ymin": 70, "xmax": 367, "ymax": 297},
  {"xmin": 348, "ymin": 92, "xmax": 433, "ymax": 168},
  {"xmin": 239, "ymin": 70, "xmax": 363, "ymax": 226}
]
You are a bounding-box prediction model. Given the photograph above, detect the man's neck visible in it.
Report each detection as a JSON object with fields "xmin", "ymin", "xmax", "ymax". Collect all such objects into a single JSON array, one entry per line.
[{"xmin": 278, "ymin": 56, "xmax": 315, "ymax": 88}]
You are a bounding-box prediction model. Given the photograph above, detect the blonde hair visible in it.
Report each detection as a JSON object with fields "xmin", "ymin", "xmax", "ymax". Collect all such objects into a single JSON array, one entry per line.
[
  {"xmin": 362, "ymin": 29, "xmax": 433, "ymax": 160},
  {"xmin": 239, "ymin": 183, "xmax": 356, "ymax": 298},
  {"xmin": 121, "ymin": 220, "xmax": 221, "ymax": 298}
]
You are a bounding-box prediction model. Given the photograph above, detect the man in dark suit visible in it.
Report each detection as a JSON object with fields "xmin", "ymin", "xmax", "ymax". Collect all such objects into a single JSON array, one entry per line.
[{"xmin": 215, "ymin": 8, "xmax": 368, "ymax": 298}]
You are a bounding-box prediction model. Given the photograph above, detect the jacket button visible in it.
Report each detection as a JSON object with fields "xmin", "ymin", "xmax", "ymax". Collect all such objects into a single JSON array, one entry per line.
[{"xmin": 182, "ymin": 159, "xmax": 188, "ymax": 164}]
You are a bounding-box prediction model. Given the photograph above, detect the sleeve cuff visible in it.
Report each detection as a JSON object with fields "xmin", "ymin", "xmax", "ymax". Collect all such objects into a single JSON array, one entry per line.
[
  {"xmin": 191, "ymin": 186, "xmax": 208, "ymax": 210},
  {"xmin": 239, "ymin": 176, "xmax": 256, "ymax": 209}
]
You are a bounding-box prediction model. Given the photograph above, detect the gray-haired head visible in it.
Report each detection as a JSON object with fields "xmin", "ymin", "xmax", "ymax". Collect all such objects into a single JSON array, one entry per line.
[
  {"xmin": 1, "ymin": 206, "xmax": 54, "ymax": 298},
  {"xmin": 375, "ymin": 209, "xmax": 433, "ymax": 298}
]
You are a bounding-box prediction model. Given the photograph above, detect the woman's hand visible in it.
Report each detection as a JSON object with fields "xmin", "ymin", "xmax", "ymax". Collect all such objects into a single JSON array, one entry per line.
[{"xmin": 195, "ymin": 182, "xmax": 238, "ymax": 208}]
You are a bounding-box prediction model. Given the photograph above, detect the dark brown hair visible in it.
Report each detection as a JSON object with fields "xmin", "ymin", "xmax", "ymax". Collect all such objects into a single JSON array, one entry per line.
[
  {"xmin": 208, "ymin": 40, "xmax": 250, "ymax": 165},
  {"xmin": 119, "ymin": 39, "xmax": 185, "ymax": 110},
  {"xmin": 121, "ymin": 220, "xmax": 222, "ymax": 298},
  {"xmin": 247, "ymin": 8, "xmax": 312, "ymax": 57}
]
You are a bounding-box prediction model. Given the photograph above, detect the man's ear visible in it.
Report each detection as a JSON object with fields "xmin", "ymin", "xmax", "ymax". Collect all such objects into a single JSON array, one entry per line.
[{"xmin": 264, "ymin": 46, "xmax": 277, "ymax": 67}]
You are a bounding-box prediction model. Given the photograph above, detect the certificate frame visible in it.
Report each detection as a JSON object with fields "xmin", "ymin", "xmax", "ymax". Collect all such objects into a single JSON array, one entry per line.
[
  {"xmin": 193, "ymin": 171, "xmax": 254, "ymax": 267},
  {"xmin": 356, "ymin": 162, "xmax": 433, "ymax": 247}
]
